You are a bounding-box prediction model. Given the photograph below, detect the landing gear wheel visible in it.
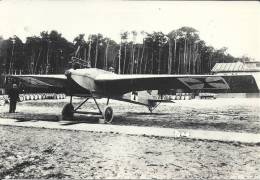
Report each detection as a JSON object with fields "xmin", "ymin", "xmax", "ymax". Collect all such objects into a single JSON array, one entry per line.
[
  {"xmin": 103, "ymin": 106, "xmax": 113, "ymax": 123},
  {"xmin": 62, "ymin": 103, "xmax": 74, "ymax": 120}
]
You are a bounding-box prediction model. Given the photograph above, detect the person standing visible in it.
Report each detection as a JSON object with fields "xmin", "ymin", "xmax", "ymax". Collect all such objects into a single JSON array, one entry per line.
[{"xmin": 7, "ymin": 83, "xmax": 19, "ymax": 113}]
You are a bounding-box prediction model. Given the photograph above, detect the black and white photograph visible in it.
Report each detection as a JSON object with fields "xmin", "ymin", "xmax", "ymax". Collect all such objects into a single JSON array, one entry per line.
[{"xmin": 0, "ymin": 0, "xmax": 259, "ymax": 179}]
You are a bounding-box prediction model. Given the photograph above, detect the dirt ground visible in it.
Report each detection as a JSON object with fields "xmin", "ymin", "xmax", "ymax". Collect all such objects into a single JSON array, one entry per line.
[
  {"xmin": 0, "ymin": 98, "xmax": 260, "ymax": 179},
  {"xmin": 0, "ymin": 126, "xmax": 260, "ymax": 179}
]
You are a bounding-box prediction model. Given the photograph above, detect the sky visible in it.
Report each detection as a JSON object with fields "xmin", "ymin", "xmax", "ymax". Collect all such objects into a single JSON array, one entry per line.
[{"xmin": 0, "ymin": 0, "xmax": 259, "ymax": 60}]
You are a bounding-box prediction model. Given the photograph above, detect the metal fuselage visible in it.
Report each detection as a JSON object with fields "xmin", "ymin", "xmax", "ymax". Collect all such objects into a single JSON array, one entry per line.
[
  {"xmin": 66, "ymin": 68, "xmax": 157, "ymax": 106},
  {"xmin": 67, "ymin": 68, "xmax": 111, "ymax": 93},
  {"xmin": 66, "ymin": 68, "xmax": 113, "ymax": 97}
]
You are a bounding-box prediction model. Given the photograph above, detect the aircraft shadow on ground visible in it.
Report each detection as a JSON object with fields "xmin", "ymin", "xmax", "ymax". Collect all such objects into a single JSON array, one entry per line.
[
  {"xmin": 0, "ymin": 113, "xmax": 60, "ymax": 123},
  {"xmin": 0, "ymin": 112, "xmax": 254, "ymax": 133},
  {"xmin": 0, "ymin": 111, "xmax": 170, "ymax": 125},
  {"xmin": 126, "ymin": 112, "xmax": 171, "ymax": 116},
  {"xmin": 0, "ymin": 112, "xmax": 115, "ymax": 125}
]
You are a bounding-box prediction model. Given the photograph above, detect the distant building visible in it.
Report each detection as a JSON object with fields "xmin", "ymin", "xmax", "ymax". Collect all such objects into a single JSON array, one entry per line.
[{"xmin": 211, "ymin": 61, "xmax": 260, "ymax": 74}]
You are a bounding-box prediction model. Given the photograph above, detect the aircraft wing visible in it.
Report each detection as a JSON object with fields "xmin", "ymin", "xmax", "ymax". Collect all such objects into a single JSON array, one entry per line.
[
  {"xmin": 6, "ymin": 69, "xmax": 258, "ymax": 96},
  {"xmin": 6, "ymin": 74, "xmax": 68, "ymax": 93},
  {"xmin": 94, "ymin": 74, "xmax": 230, "ymax": 94}
]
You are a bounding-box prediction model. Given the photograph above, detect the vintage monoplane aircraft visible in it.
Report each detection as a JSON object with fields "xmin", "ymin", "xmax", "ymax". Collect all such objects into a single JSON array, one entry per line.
[{"xmin": 7, "ymin": 63, "xmax": 259, "ymax": 123}]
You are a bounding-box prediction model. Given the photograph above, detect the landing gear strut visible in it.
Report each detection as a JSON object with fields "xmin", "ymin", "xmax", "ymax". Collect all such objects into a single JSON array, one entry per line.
[{"xmin": 61, "ymin": 94, "xmax": 114, "ymax": 123}]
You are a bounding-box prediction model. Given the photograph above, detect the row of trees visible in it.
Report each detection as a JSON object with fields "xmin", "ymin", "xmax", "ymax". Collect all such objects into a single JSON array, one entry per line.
[{"xmin": 0, "ymin": 27, "xmax": 250, "ymax": 75}]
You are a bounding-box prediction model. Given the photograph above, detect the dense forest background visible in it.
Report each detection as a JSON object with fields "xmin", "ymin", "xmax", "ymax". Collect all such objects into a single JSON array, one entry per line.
[{"xmin": 0, "ymin": 26, "xmax": 251, "ymax": 75}]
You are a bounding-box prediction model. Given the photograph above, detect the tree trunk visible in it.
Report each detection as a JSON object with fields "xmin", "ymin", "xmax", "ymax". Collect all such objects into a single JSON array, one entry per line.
[
  {"xmin": 139, "ymin": 41, "xmax": 145, "ymax": 74},
  {"xmin": 151, "ymin": 51, "xmax": 154, "ymax": 74},
  {"xmin": 168, "ymin": 40, "xmax": 173, "ymax": 74},
  {"xmin": 144, "ymin": 50, "xmax": 148, "ymax": 74},
  {"xmin": 136, "ymin": 45, "xmax": 140, "ymax": 74},
  {"xmin": 178, "ymin": 48, "xmax": 181, "ymax": 74},
  {"xmin": 95, "ymin": 40, "xmax": 98, "ymax": 68},
  {"xmin": 105, "ymin": 41, "xmax": 109, "ymax": 70},
  {"xmin": 34, "ymin": 48, "xmax": 42, "ymax": 74},
  {"xmin": 123, "ymin": 44, "xmax": 127, "ymax": 74},
  {"xmin": 30, "ymin": 50, "xmax": 35, "ymax": 74},
  {"xmin": 173, "ymin": 39, "xmax": 177, "ymax": 74},
  {"xmin": 84, "ymin": 46, "xmax": 87, "ymax": 61},
  {"xmin": 197, "ymin": 54, "xmax": 201, "ymax": 74},
  {"xmin": 130, "ymin": 43, "xmax": 135, "ymax": 74},
  {"xmin": 188, "ymin": 43, "xmax": 192, "ymax": 73},
  {"xmin": 158, "ymin": 47, "xmax": 161, "ymax": 74},
  {"xmin": 183, "ymin": 39, "xmax": 187, "ymax": 74},
  {"xmin": 118, "ymin": 43, "xmax": 122, "ymax": 74},
  {"xmin": 87, "ymin": 41, "xmax": 92, "ymax": 67},
  {"xmin": 46, "ymin": 43, "xmax": 50, "ymax": 74}
]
